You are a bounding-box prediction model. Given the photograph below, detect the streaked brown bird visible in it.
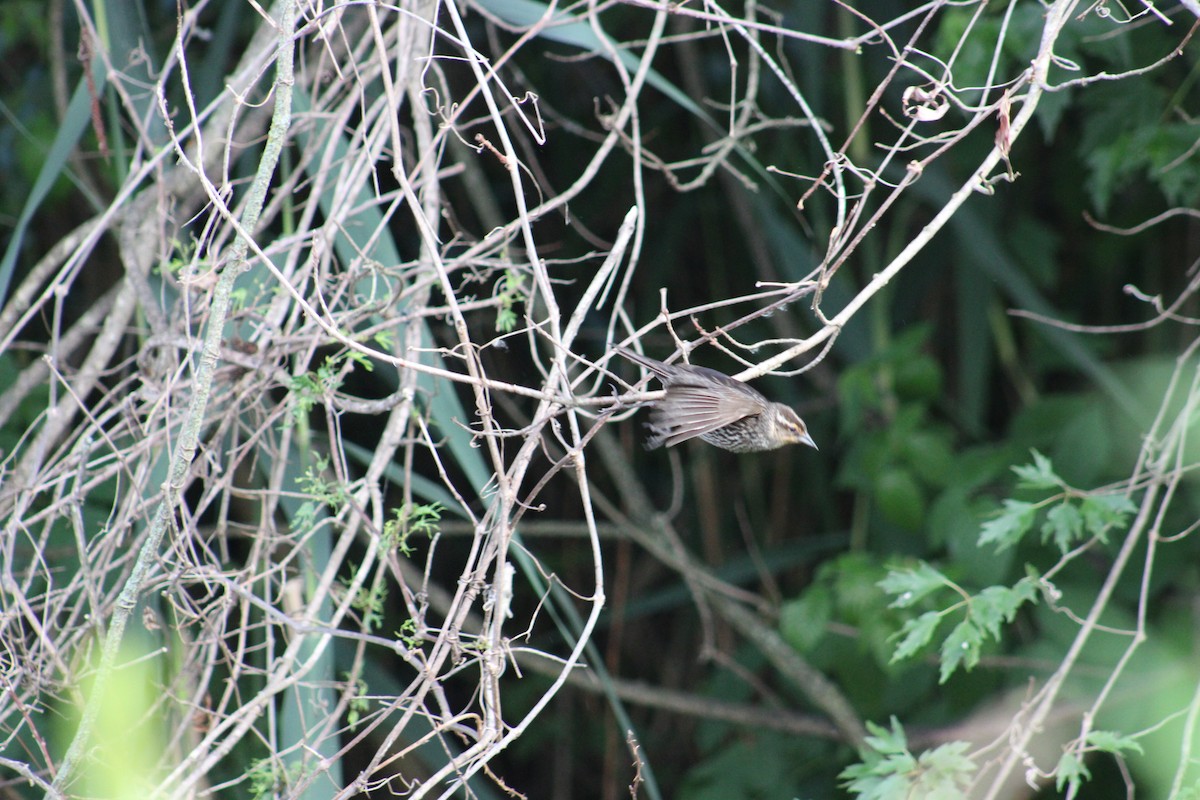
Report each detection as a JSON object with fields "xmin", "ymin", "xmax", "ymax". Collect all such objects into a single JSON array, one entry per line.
[{"xmin": 617, "ymin": 347, "xmax": 818, "ymax": 453}]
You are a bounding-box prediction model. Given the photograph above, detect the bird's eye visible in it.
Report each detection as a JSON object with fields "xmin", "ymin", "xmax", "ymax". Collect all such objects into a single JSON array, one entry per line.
[{"xmin": 783, "ymin": 419, "xmax": 809, "ymax": 440}]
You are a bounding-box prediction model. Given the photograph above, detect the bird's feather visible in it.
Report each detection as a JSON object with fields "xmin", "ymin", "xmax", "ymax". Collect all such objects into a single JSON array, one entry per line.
[{"xmin": 646, "ymin": 384, "xmax": 760, "ymax": 447}]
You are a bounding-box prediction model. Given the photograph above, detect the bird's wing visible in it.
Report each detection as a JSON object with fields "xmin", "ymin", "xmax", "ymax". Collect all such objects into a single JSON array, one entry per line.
[{"xmin": 647, "ymin": 384, "xmax": 761, "ymax": 448}]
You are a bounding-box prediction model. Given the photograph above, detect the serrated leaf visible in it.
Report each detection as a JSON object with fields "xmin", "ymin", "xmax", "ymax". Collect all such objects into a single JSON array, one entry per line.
[
  {"xmin": 971, "ymin": 587, "xmax": 1015, "ymax": 641},
  {"xmin": 979, "ymin": 499, "xmax": 1038, "ymax": 551},
  {"xmin": 862, "ymin": 717, "xmax": 909, "ymax": 755},
  {"xmin": 1042, "ymin": 502, "xmax": 1083, "ymax": 553},
  {"xmin": 842, "ymin": 725, "xmax": 975, "ymax": 800},
  {"xmin": 1012, "ymin": 574, "xmax": 1041, "ymax": 604},
  {"xmin": 919, "ymin": 740, "xmax": 973, "ymax": 770},
  {"xmin": 912, "ymin": 741, "xmax": 976, "ymax": 799},
  {"xmin": 1085, "ymin": 730, "xmax": 1144, "ymax": 756},
  {"xmin": 1080, "ymin": 493, "xmax": 1136, "ymax": 542},
  {"xmin": 1055, "ymin": 751, "xmax": 1091, "ymax": 792},
  {"xmin": 939, "ymin": 620, "xmax": 984, "ymax": 683},
  {"xmin": 891, "ymin": 611, "xmax": 943, "ymax": 663},
  {"xmin": 841, "ymin": 769, "xmax": 909, "ymax": 799},
  {"xmin": 1012, "ymin": 449, "xmax": 1061, "ymax": 489},
  {"xmin": 879, "ymin": 562, "xmax": 948, "ymax": 607}
]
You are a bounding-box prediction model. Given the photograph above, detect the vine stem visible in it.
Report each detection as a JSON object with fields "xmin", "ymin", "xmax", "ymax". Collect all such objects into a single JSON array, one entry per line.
[{"xmin": 46, "ymin": 1, "xmax": 297, "ymax": 794}]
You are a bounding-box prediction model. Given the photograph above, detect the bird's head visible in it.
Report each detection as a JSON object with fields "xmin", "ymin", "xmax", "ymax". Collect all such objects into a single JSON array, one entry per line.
[{"xmin": 771, "ymin": 404, "xmax": 818, "ymax": 450}]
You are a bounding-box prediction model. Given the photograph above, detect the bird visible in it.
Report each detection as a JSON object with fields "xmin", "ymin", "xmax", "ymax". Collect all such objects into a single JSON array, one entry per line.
[{"xmin": 616, "ymin": 346, "xmax": 817, "ymax": 453}]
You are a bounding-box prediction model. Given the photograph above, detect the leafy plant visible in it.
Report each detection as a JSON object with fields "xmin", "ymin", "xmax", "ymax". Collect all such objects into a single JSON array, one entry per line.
[
  {"xmin": 346, "ymin": 579, "xmax": 387, "ymax": 632},
  {"xmin": 383, "ymin": 501, "xmax": 445, "ymax": 556},
  {"xmin": 288, "ymin": 353, "xmax": 374, "ymax": 423},
  {"xmin": 840, "ymin": 718, "xmax": 975, "ymax": 800},
  {"xmin": 494, "ymin": 268, "xmax": 527, "ymax": 333},
  {"xmin": 292, "ymin": 456, "xmax": 347, "ymax": 532},
  {"xmin": 4, "ymin": 0, "xmax": 1198, "ymax": 797},
  {"xmin": 881, "ymin": 561, "xmax": 1040, "ymax": 683},
  {"xmin": 979, "ymin": 450, "xmax": 1137, "ymax": 553}
]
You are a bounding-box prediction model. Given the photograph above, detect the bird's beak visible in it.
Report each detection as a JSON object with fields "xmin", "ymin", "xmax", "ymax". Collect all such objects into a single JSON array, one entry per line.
[{"xmin": 800, "ymin": 432, "xmax": 818, "ymax": 450}]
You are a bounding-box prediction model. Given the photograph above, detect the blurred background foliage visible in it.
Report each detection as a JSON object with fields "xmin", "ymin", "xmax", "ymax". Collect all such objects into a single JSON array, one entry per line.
[{"xmin": 3, "ymin": 0, "xmax": 1200, "ymax": 797}]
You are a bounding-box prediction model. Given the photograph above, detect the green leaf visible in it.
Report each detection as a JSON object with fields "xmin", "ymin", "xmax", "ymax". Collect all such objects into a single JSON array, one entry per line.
[
  {"xmin": 1013, "ymin": 574, "xmax": 1041, "ymax": 604},
  {"xmin": 971, "ymin": 580, "xmax": 1037, "ymax": 640},
  {"xmin": 1085, "ymin": 730, "xmax": 1143, "ymax": 756},
  {"xmin": 1042, "ymin": 502, "xmax": 1083, "ymax": 552},
  {"xmin": 971, "ymin": 588, "xmax": 1010, "ymax": 641},
  {"xmin": 837, "ymin": 365, "xmax": 882, "ymax": 437},
  {"xmin": 893, "ymin": 356, "xmax": 943, "ymax": 402},
  {"xmin": 863, "ymin": 717, "xmax": 909, "ymax": 756},
  {"xmin": 875, "ymin": 468, "xmax": 926, "ymax": 531},
  {"xmin": 902, "ymin": 430, "xmax": 955, "ymax": 487},
  {"xmin": 979, "ymin": 499, "xmax": 1038, "ymax": 551},
  {"xmin": 1080, "ymin": 493, "xmax": 1136, "ymax": 542},
  {"xmin": 939, "ymin": 619, "xmax": 984, "ymax": 683},
  {"xmin": 1054, "ymin": 751, "xmax": 1091, "ymax": 793},
  {"xmin": 911, "ymin": 742, "xmax": 976, "ymax": 799},
  {"xmin": 842, "ymin": 720, "xmax": 974, "ymax": 799},
  {"xmin": 779, "ymin": 588, "xmax": 831, "ymax": 653},
  {"xmin": 1012, "ymin": 449, "xmax": 1061, "ymax": 489},
  {"xmin": 840, "ymin": 768, "xmax": 909, "ymax": 799},
  {"xmin": 890, "ymin": 611, "xmax": 942, "ymax": 663},
  {"xmin": 879, "ymin": 562, "xmax": 948, "ymax": 608}
]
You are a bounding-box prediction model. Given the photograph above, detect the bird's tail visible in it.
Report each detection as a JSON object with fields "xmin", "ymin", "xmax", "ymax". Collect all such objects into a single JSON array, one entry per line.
[{"xmin": 615, "ymin": 346, "xmax": 674, "ymax": 381}]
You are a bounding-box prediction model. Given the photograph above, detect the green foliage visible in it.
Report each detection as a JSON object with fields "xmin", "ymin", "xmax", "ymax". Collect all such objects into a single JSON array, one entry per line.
[
  {"xmin": 680, "ymin": 735, "xmax": 810, "ymax": 800},
  {"xmin": 157, "ymin": 237, "xmax": 201, "ymax": 275},
  {"xmin": 1055, "ymin": 750, "xmax": 1090, "ymax": 793},
  {"xmin": 1052, "ymin": 729, "xmax": 1146, "ymax": 793},
  {"xmin": 494, "ymin": 268, "xmax": 527, "ymax": 333},
  {"xmin": 932, "ymin": 4, "xmax": 1049, "ymax": 94},
  {"xmin": 396, "ymin": 617, "xmax": 421, "ymax": 650},
  {"xmin": 779, "ymin": 584, "xmax": 832, "ymax": 654},
  {"xmin": 383, "ymin": 501, "xmax": 445, "ymax": 555},
  {"xmin": 344, "ymin": 674, "xmax": 369, "ymax": 731},
  {"xmin": 73, "ymin": 645, "xmax": 164, "ymax": 799},
  {"xmin": 5, "ymin": 0, "xmax": 1199, "ymax": 794},
  {"xmin": 293, "ymin": 456, "xmax": 347, "ymax": 531},
  {"xmin": 1177, "ymin": 782, "xmax": 1200, "ymax": 800},
  {"xmin": 288, "ymin": 353, "xmax": 374, "ymax": 423},
  {"xmin": 978, "ymin": 450, "xmax": 1137, "ymax": 553},
  {"xmin": 345, "ymin": 579, "xmax": 387, "ymax": 632},
  {"xmin": 840, "ymin": 718, "xmax": 975, "ymax": 799},
  {"xmin": 1084, "ymin": 729, "xmax": 1144, "ymax": 758},
  {"xmin": 837, "ymin": 326, "xmax": 955, "ymax": 535},
  {"xmin": 1080, "ymin": 84, "xmax": 1200, "ymax": 213},
  {"xmin": 881, "ymin": 562, "xmax": 1040, "ymax": 683},
  {"xmin": 781, "ymin": 553, "xmax": 907, "ymax": 669},
  {"xmin": 248, "ymin": 758, "xmax": 306, "ymax": 800}
]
